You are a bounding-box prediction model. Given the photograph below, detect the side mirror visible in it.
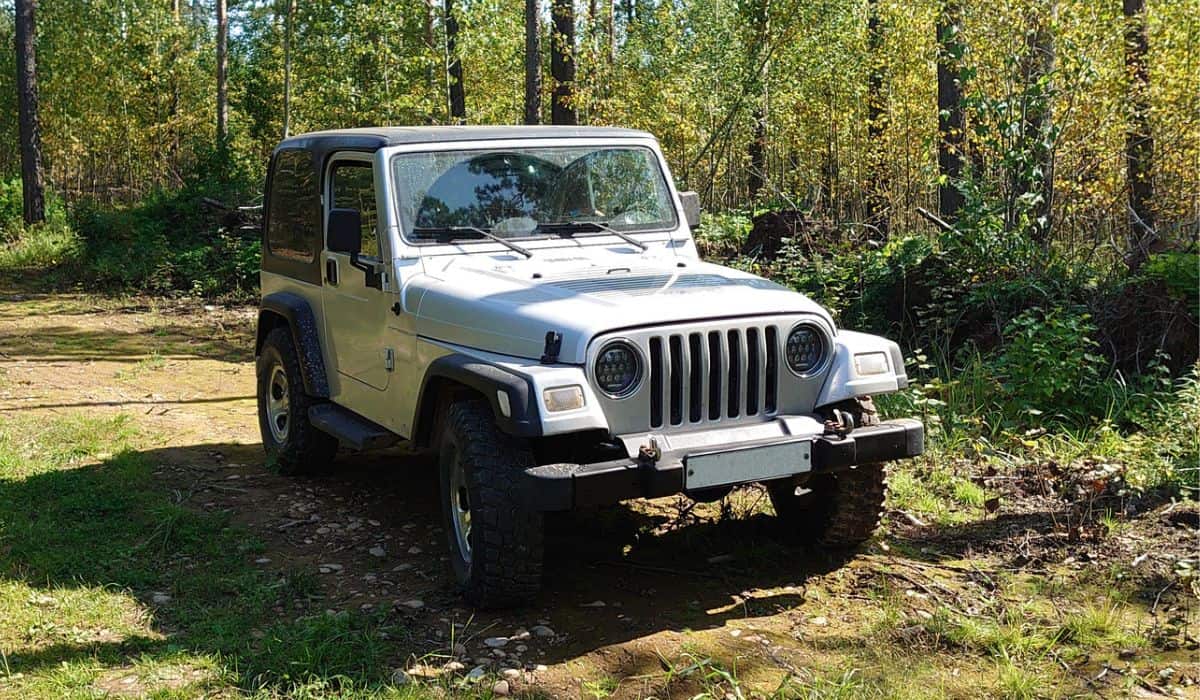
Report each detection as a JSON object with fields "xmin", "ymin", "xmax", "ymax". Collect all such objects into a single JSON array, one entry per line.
[
  {"xmin": 679, "ymin": 191, "xmax": 701, "ymax": 230},
  {"xmin": 327, "ymin": 208, "xmax": 362, "ymax": 254}
]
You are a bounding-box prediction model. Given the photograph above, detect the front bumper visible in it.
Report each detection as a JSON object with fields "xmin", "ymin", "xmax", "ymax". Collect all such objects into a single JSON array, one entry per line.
[{"xmin": 522, "ymin": 418, "xmax": 924, "ymax": 511}]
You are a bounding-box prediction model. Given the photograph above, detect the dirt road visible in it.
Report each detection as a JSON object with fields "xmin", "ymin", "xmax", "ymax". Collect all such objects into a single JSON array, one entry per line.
[{"xmin": 1, "ymin": 290, "xmax": 1195, "ymax": 698}]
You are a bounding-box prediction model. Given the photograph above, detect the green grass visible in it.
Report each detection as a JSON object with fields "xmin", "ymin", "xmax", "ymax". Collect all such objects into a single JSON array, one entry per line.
[
  {"xmin": 0, "ymin": 222, "xmax": 80, "ymax": 275},
  {"xmin": 0, "ymin": 412, "xmax": 459, "ymax": 698}
]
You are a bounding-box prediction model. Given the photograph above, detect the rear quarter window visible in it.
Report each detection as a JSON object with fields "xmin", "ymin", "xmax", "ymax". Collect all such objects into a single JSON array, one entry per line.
[{"xmin": 266, "ymin": 149, "xmax": 319, "ymax": 262}]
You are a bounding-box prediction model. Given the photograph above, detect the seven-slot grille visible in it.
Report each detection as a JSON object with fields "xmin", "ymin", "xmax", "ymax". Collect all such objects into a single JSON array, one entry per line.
[{"xmin": 646, "ymin": 324, "xmax": 780, "ymax": 429}]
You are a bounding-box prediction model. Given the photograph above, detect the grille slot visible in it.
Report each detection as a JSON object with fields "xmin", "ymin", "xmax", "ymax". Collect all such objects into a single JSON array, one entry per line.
[{"xmin": 645, "ymin": 323, "xmax": 780, "ymax": 429}]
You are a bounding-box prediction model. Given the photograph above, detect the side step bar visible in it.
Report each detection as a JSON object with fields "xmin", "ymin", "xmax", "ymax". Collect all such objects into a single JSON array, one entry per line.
[{"xmin": 308, "ymin": 404, "xmax": 399, "ymax": 451}]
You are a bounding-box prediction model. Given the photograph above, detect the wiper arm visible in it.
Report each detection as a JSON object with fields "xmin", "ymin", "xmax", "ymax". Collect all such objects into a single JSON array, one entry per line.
[
  {"xmin": 538, "ymin": 221, "xmax": 648, "ymax": 251},
  {"xmin": 412, "ymin": 225, "xmax": 533, "ymax": 258}
]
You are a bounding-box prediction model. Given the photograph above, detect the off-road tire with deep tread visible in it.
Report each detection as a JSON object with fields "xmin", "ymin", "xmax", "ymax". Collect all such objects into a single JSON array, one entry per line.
[
  {"xmin": 257, "ymin": 327, "xmax": 338, "ymax": 476},
  {"xmin": 767, "ymin": 396, "xmax": 886, "ymax": 547},
  {"xmin": 439, "ymin": 399, "xmax": 544, "ymax": 608}
]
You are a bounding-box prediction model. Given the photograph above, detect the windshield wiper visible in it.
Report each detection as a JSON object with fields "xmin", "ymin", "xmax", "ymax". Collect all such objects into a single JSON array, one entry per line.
[
  {"xmin": 537, "ymin": 221, "xmax": 649, "ymax": 251},
  {"xmin": 412, "ymin": 225, "xmax": 533, "ymax": 258}
]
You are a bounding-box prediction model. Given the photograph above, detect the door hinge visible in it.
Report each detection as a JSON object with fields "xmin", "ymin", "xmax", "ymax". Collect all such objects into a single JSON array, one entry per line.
[{"xmin": 384, "ymin": 348, "xmax": 395, "ymax": 372}]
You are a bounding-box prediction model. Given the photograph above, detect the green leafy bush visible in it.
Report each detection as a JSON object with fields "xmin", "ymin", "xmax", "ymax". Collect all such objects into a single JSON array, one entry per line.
[
  {"xmin": 1140, "ymin": 252, "xmax": 1199, "ymax": 315},
  {"xmin": 73, "ymin": 186, "xmax": 259, "ymax": 299},
  {"xmin": 0, "ymin": 178, "xmax": 69, "ymax": 240},
  {"xmin": 986, "ymin": 307, "xmax": 1105, "ymax": 421}
]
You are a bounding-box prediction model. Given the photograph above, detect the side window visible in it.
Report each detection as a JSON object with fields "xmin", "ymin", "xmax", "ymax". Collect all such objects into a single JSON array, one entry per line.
[
  {"xmin": 330, "ymin": 162, "xmax": 380, "ymax": 257},
  {"xmin": 266, "ymin": 150, "xmax": 319, "ymax": 263}
]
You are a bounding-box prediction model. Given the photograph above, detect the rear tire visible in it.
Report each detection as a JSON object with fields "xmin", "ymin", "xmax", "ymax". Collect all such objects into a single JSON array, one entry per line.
[
  {"xmin": 256, "ymin": 327, "xmax": 338, "ymax": 476},
  {"xmin": 438, "ymin": 399, "xmax": 543, "ymax": 608},
  {"xmin": 768, "ymin": 397, "xmax": 886, "ymax": 547}
]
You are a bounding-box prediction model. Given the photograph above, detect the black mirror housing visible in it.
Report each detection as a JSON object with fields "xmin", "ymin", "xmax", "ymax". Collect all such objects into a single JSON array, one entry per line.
[
  {"xmin": 679, "ymin": 191, "xmax": 701, "ymax": 230},
  {"xmin": 327, "ymin": 208, "xmax": 362, "ymax": 254}
]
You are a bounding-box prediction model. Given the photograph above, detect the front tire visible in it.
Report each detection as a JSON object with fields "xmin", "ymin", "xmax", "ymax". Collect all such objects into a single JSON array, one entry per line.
[
  {"xmin": 767, "ymin": 397, "xmax": 886, "ymax": 547},
  {"xmin": 438, "ymin": 399, "xmax": 543, "ymax": 608},
  {"xmin": 256, "ymin": 327, "xmax": 338, "ymax": 475}
]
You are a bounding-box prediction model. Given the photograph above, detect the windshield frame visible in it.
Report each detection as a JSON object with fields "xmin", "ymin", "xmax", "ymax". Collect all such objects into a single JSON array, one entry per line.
[{"xmin": 385, "ymin": 138, "xmax": 683, "ymax": 252}]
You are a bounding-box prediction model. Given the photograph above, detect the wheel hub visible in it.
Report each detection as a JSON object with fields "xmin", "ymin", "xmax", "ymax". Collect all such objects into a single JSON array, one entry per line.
[
  {"xmin": 266, "ymin": 364, "xmax": 290, "ymax": 443},
  {"xmin": 448, "ymin": 454, "xmax": 472, "ymax": 565}
]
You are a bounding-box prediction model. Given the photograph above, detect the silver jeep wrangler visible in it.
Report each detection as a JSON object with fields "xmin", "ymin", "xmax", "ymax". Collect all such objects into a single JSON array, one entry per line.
[{"xmin": 254, "ymin": 126, "xmax": 923, "ymax": 607}]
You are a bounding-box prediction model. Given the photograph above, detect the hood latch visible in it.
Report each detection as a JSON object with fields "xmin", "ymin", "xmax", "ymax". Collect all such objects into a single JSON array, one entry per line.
[{"xmin": 540, "ymin": 331, "xmax": 563, "ymax": 364}]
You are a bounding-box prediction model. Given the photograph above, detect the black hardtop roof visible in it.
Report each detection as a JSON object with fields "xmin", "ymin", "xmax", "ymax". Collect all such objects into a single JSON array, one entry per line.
[{"xmin": 274, "ymin": 125, "xmax": 655, "ymax": 157}]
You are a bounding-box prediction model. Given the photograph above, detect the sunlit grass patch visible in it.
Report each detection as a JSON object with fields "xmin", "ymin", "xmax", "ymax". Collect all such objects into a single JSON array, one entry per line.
[
  {"xmin": 887, "ymin": 457, "xmax": 986, "ymax": 525},
  {"xmin": 0, "ymin": 222, "xmax": 80, "ymax": 274}
]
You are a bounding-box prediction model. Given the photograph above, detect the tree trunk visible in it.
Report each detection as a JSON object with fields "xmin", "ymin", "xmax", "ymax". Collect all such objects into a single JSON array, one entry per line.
[
  {"xmin": 746, "ymin": 0, "xmax": 769, "ymax": 202},
  {"xmin": 605, "ymin": 0, "xmax": 614, "ymax": 63},
  {"xmin": 524, "ymin": 0, "xmax": 541, "ymax": 124},
  {"xmin": 282, "ymin": 0, "xmax": 296, "ymax": 138},
  {"xmin": 444, "ymin": 0, "xmax": 466, "ymax": 123},
  {"xmin": 168, "ymin": 0, "xmax": 182, "ymax": 171},
  {"xmin": 1013, "ymin": 5, "xmax": 1055, "ymax": 245},
  {"xmin": 1123, "ymin": 0, "xmax": 1155, "ymax": 269},
  {"xmin": 216, "ymin": 0, "xmax": 228, "ymax": 147},
  {"xmin": 14, "ymin": 0, "xmax": 45, "ymax": 224},
  {"xmin": 550, "ymin": 0, "xmax": 577, "ymax": 125},
  {"xmin": 935, "ymin": 0, "xmax": 964, "ymax": 221},
  {"xmin": 866, "ymin": 0, "xmax": 888, "ymax": 235}
]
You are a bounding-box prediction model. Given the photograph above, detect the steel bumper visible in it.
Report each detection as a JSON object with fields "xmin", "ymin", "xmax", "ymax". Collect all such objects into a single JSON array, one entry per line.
[{"xmin": 522, "ymin": 418, "xmax": 924, "ymax": 511}]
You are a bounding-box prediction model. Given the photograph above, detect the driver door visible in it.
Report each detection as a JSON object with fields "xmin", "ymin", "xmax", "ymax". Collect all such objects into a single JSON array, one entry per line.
[{"xmin": 321, "ymin": 155, "xmax": 391, "ymax": 393}]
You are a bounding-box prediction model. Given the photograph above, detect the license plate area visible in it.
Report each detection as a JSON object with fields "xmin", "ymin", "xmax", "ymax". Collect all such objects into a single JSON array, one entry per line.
[{"xmin": 683, "ymin": 439, "xmax": 812, "ymax": 491}]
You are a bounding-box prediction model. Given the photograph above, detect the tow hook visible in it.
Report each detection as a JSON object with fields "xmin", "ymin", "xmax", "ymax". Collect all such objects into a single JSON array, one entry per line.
[
  {"xmin": 637, "ymin": 437, "xmax": 661, "ymax": 466},
  {"xmin": 823, "ymin": 409, "xmax": 855, "ymax": 440}
]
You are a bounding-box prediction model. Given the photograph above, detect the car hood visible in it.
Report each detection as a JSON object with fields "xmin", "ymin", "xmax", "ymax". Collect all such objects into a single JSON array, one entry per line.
[{"xmin": 407, "ymin": 248, "xmax": 833, "ymax": 363}]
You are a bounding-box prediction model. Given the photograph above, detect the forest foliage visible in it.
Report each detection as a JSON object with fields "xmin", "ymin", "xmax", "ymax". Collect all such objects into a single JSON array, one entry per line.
[{"xmin": 0, "ymin": 0, "xmax": 1196, "ymax": 492}]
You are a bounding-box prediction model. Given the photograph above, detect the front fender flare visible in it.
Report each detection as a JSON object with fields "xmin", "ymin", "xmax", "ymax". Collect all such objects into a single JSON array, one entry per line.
[
  {"xmin": 415, "ymin": 354, "xmax": 543, "ymax": 443},
  {"xmin": 815, "ymin": 330, "xmax": 908, "ymax": 408}
]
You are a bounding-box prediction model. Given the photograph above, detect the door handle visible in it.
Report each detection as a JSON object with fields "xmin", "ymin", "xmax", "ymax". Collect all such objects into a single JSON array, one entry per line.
[{"xmin": 325, "ymin": 258, "xmax": 338, "ymax": 285}]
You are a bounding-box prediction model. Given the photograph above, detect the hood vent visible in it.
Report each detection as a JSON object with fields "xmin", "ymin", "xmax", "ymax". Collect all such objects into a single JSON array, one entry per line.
[{"xmin": 548, "ymin": 273, "xmax": 779, "ymax": 297}]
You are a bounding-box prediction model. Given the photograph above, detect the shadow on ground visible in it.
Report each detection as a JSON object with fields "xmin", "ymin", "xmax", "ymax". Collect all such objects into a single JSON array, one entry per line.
[{"xmin": 0, "ymin": 440, "xmax": 852, "ymax": 693}]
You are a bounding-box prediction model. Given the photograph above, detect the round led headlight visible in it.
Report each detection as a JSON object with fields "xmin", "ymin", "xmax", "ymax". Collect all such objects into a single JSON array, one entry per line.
[
  {"xmin": 786, "ymin": 324, "xmax": 827, "ymax": 375},
  {"xmin": 594, "ymin": 341, "xmax": 642, "ymax": 398}
]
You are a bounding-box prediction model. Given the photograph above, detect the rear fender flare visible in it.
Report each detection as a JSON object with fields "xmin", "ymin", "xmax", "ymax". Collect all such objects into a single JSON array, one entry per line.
[{"xmin": 256, "ymin": 292, "xmax": 330, "ymax": 398}]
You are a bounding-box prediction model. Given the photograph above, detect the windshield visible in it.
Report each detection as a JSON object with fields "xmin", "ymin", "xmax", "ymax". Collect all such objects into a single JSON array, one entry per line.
[{"xmin": 391, "ymin": 145, "xmax": 677, "ymax": 242}]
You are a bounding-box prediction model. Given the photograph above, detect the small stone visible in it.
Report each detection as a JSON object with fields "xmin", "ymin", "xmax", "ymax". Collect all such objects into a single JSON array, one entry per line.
[
  {"xmin": 445, "ymin": 661, "xmax": 465, "ymax": 672},
  {"xmin": 369, "ymin": 546, "xmax": 386, "ymax": 557},
  {"xmin": 531, "ymin": 624, "xmax": 555, "ymax": 637},
  {"xmin": 1119, "ymin": 648, "xmax": 1138, "ymax": 660},
  {"xmin": 511, "ymin": 628, "xmax": 531, "ymax": 640},
  {"xmin": 453, "ymin": 643, "xmax": 468, "ymax": 656},
  {"xmin": 581, "ymin": 600, "xmax": 606, "ymax": 608},
  {"xmin": 492, "ymin": 679, "xmax": 510, "ymax": 696},
  {"xmin": 535, "ymin": 664, "xmax": 548, "ymax": 672},
  {"xmin": 393, "ymin": 563, "xmax": 413, "ymax": 572},
  {"xmin": 810, "ymin": 616, "xmax": 828, "ymax": 626},
  {"xmin": 320, "ymin": 563, "xmax": 343, "ymax": 572},
  {"xmin": 408, "ymin": 546, "xmax": 423, "ymax": 555},
  {"xmin": 484, "ymin": 636, "xmax": 509, "ymax": 648},
  {"xmin": 390, "ymin": 669, "xmax": 408, "ymax": 686},
  {"xmin": 368, "ymin": 519, "xmax": 381, "ymax": 526},
  {"xmin": 502, "ymin": 668, "xmax": 521, "ymax": 680},
  {"xmin": 254, "ymin": 557, "xmax": 271, "ymax": 565},
  {"xmin": 151, "ymin": 592, "xmax": 172, "ymax": 605},
  {"xmin": 316, "ymin": 527, "xmax": 330, "ymax": 534},
  {"xmin": 466, "ymin": 665, "xmax": 487, "ymax": 681},
  {"xmin": 515, "ymin": 644, "xmax": 528, "ymax": 653},
  {"xmin": 401, "ymin": 599, "xmax": 425, "ymax": 609},
  {"xmin": 729, "ymin": 628, "xmax": 742, "ymax": 637},
  {"xmin": 492, "ymin": 649, "xmax": 507, "ymax": 658}
]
